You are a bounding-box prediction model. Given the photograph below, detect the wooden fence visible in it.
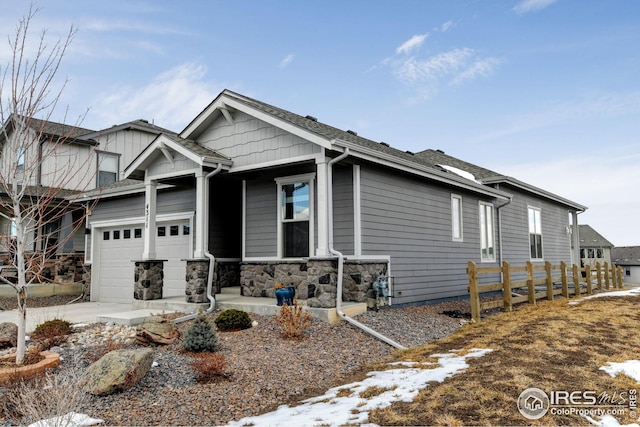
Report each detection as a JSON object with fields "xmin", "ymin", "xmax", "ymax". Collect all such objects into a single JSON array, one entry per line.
[{"xmin": 467, "ymin": 261, "xmax": 624, "ymax": 322}]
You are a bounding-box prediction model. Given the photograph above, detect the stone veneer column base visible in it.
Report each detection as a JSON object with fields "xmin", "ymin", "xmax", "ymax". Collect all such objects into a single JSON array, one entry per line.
[
  {"xmin": 184, "ymin": 259, "xmax": 210, "ymax": 303},
  {"xmin": 133, "ymin": 260, "xmax": 166, "ymax": 300}
]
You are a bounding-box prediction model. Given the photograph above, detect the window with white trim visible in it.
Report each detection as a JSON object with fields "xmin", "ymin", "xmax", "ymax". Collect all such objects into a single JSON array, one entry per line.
[
  {"xmin": 17, "ymin": 149, "xmax": 25, "ymax": 171},
  {"xmin": 451, "ymin": 194, "xmax": 463, "ymax": 241},
  {"xmin": 276, "ymin": 174, "xmax": 314, "ymax": 258},
  {"xmin": 479, "ymin": 202, "xmax": 495, "ymax": 262},
  {"xmin": 528, "ymin": 206, "xmax": 543, "ymax": 259},
  {"xmin": 97, "ymin": 152, "xmax": 119, "ymax": 186}
]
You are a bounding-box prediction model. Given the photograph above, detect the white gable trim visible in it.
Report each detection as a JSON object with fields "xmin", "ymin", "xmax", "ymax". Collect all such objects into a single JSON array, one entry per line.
[{"xmin": 181, "ymin": 94, "xmax": 333, "ymax": 150}]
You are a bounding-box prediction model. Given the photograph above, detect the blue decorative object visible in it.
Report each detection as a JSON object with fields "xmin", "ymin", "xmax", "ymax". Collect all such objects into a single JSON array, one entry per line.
[{"xmin": 275, "ymin": 286, "xmax": 296, "ymax": 306}]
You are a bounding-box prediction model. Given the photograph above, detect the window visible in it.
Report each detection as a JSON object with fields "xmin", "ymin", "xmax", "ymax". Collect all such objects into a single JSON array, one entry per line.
[
  {"xmin": 113, "ymin": 230, "xmax": 120, "ymax": 240},
  {"xmin": 528, "ymin": 207, "xmax": 543, "ymax": 259},
  {"xmin": 479, "ymin": 202, "xmax": 495, "ymax": 262},
  {"xmin": 451, "ymin": 194, "xmax": 463, "ymax": 241},
  {"xmin": 183, "ymin": 224, "xmax": 190, "ymax": 235},
  {"xmin": 123, "ymin": 229, "xmax": 131, "ymax": 239},
  {"xmin": 170, "ymin": 225, "xmax": 179, "ymax": 236},
  {"xmin": 17, "ymin": 149, "xmax": 25, "ymax": 171},
  {"xmin": 134, "ymin": 228, "xmax": 142, "ymax": 239},
  {"xmin": 103, "ymin": 231, "xmax": 110, "ymax": 241},
  {"xmin": 626, "ymin": 268, "xmax": 631, "ymax": 277},
  {"xmin": 97, "ymin": 152, "xmax": 119, "ymax": 186},
  {"xmin": 277, "ymin": 174, "xmax": 314, "ymax": 258},
  {"xmin": 157, "ymin": 226, "xmax": 166, "ymax": 237}
]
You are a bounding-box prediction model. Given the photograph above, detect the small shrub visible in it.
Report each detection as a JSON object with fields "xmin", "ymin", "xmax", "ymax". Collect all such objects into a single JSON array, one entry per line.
[
  {"xmin": 31, "ymin": 318, "xmax": 73, "ymax": 350},
  {"xmin": 274, "ymin": 298, "xmax": 312, "ymax": 339},
  {"xmin": 191, "ymin": 353, "xmax": 229, "ymax": 383},
  {"xmin": 31, "ymin": 318, "xmax": 72, "ymax": 339},
  {"xmin": 214, "ymin": 309, "xmax": 252, "ymax": 332},
  {"xmin": 183, "ymin": 314, "xmax": 217, "ymax": 352}
]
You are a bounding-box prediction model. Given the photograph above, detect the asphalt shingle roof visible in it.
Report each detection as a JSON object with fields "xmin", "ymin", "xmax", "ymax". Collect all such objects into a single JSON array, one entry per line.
[
  {"xmin": 578, "ymin": 224, "xmax": 614, "ymax": 248},
  {"xmin": 611, "ymin": 246, "xmax": 640, "ymax": 266}
]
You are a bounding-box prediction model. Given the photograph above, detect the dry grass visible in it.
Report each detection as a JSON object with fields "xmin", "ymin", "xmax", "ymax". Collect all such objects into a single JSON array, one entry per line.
[{"xmin": 368, "ymin": 294, "xmax": 640, "ymax": 426}]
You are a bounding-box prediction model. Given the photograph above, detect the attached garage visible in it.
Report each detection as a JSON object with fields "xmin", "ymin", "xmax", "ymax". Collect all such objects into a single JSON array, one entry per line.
[{"xmin": 92, "ymin": 218, "xmax": 192, "ymax": 304}]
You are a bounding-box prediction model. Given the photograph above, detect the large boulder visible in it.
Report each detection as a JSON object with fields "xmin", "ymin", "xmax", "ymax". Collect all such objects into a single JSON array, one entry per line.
[
  {"xmin": 136, "ymin": 316, "xmax": 179, "ymax": 345},
  {"xmin": 82, "ymin": 348, "xmax": 154, "ymax": 396},
  {"xmin": 0, "ymin": 322, "xmax": 17, "ymax": 349}
]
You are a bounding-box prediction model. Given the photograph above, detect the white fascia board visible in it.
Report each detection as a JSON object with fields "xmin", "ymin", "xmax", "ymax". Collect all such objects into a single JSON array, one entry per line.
[
  {"xmin": 482, "ymin": 175, "xmax": 587, "ymax": 211},
  {"xmin": 333, "ymin": 140, "xmax": 512, "ymax": 201},
  {"xmin": 180, "ymin": 98, "xmax": 225, "ymax": 139},
  {"xmin": 78, "ymin": 182, "xmax": 174, "ymax": 201},
  {"xmin": 217, "ymin": 97, "xmax": 333, "ymax": 150},
  {"xmin": 229, "ymin": 153, "xmax": 324, "ymax": 174}
]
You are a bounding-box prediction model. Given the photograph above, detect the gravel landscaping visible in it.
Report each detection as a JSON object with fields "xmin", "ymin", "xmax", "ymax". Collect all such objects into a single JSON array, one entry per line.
[{"xmin": 0, "ymin": 296, "xmax": 470, "ymax": 426}]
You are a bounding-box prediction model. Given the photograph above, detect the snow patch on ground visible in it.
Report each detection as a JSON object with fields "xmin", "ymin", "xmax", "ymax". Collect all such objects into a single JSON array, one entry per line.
[
  {"xmin": 569, "ymin": 287, "xmax": 640, "ymax": 305},
  {"xmin": 227, "ymin": 348, "xmax": 493, "ymax": 427}
]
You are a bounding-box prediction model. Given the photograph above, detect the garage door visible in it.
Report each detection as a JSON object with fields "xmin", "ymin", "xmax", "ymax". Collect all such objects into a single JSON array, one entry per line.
[{"xmin": 96, "ymin": 221, "xmax": 191, "ymax": 303}]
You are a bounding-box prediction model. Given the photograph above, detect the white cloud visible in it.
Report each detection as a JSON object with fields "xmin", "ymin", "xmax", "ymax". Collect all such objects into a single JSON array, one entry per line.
[
  {"xmin": 513, "ymin": 0, "xmax": 559, "ymax": 14},
  {"xmin": 91, "ymin": 62, "xmax": 222, "ymax": 131},
  {"xmin": 279, "ymin": 53, "xmax": 294, "ymax": 68},
  {"xmin": 396, "ymin": 34, "xmax": 428, "ymax": 55},
  {"xmin": 440, "ymin": 20, "xmax": 455, "ymax": 32},
  {"xmin": 450, "ymin": 57, "xmax": 502, "ymax": 86},
  {"xmin": 395, "ymin": 48, "xmax": 474, "ymax": 83}
]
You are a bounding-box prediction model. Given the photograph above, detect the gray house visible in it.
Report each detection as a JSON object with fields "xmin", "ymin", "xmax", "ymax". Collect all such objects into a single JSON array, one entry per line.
[
  {"xmin": 576, "ymin": 224, "xmax": 614, "ymax": 268},
  {"xmin": 81, "ymin": 90, "xmax": 587, "ymax": 308},
  {"xmin": 611, "ymin": 246, "xmax": 640, "ymax": 284}
]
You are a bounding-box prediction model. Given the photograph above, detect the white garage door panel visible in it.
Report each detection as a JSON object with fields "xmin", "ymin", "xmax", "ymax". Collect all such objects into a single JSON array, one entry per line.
[{"xmin": 97, "ymin": 221, "xmax": 191, "ymax": 304}]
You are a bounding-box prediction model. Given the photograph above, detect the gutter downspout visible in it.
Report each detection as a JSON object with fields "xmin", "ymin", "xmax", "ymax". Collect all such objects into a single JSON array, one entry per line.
[
  {"xmin": 173, "ymin": 164, "xmax": 223, "ymax": 323},
  {"xmin": 328, "ymin": 149, "xmax": 406, "ymax": 350},
  {"xmin": 494, "ymin": 183, "xmax": 513, "ymax": 267}
]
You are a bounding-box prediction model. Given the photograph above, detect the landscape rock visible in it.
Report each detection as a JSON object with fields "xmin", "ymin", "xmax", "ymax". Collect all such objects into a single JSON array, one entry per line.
[
  {"xmin": 82, "ymin": 348, "xmax": 154, "ymax": 396},
  {"xmin": 136, "ymin": 316, "xmax": 179, "ymax": 345},
  {"xmin": 0, "ymin": 322, "xmax": 17, "ymax": 349}
]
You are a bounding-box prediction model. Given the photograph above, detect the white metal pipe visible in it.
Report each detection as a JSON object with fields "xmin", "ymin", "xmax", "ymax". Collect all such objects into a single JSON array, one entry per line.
[
  {"xmin": 173, "ymin": 164, "xmax": 223, "ymax": 323},
  {"xmin": 327, "ymin": 149, "xmax": 406, "ymax": 350}
]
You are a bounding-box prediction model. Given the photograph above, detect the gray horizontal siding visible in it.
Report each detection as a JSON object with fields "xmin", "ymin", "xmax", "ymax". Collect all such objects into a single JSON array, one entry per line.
[
  {"xmin": 332, "ymin": 164, "xmax": 354, "ymax": 255},
  {"xmin": 360, "ymin": 166, "xmax": 496, "ymax": 305},
  {"xmin": 245, "ymin": 180, "xmax": 277, "ymax": 257}
]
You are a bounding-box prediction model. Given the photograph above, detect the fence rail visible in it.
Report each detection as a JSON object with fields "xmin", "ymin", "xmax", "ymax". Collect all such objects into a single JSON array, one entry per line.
[{"xmin": 467, "ymin": 261, "xmax": 624, "ymax": 322}]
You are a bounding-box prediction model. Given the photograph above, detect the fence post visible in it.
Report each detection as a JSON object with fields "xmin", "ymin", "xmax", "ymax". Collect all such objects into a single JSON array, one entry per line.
[
  {"xmin": 572, "ymin": 264, "xmax": 581, "ymax": 297},
  {"xmin": 596, "ymin": 261, "xmax": 603, "ymax": 292},
  {"xmin": 467, "ymin": 261, "xmax": 481, "ymax": 323},
  {"xmin": 526, "ymin": 260, "xmax": 535, "ymax": 304},
  {"xmin": 561, "ymin": 261, "xmax": 569, "ymax": 298},
  {"xmin": 503, "ymin": 261, "xmax": 513, "ymax": 312},
  {"xmin": 545, "ymin": 261, "xmax": 554, "ymax": 301},
  {"xmin": 585, "ymin": 264, "xmax": 592, "ymax": 294},
  {"xmin": 619, "ymin": 266, "xmax": 625, "ymax": 288},
  {"xmin": 604, "ymin": 262, "xmax": 610, "ymax": 290},
  {"xmin": 615, "ymin": 265, "xmax": 622, "ymax": 289}
]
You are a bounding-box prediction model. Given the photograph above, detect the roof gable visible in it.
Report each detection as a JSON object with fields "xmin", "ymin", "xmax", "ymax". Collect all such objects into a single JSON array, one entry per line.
[
  {"xmin": 124, "ymin": 133, "xmax": 230, "ymax": 180},
  {"xmin": 578, "ymin": 224, "xmax": 614, "ymax": 248}
]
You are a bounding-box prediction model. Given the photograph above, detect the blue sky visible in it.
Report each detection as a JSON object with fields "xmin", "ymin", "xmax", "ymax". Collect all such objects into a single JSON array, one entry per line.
[{"xmin": 2, "ymin": 0, "xmax": 639, "ymax": 246}]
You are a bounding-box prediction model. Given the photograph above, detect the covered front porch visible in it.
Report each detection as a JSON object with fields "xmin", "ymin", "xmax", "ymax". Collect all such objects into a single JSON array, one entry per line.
[{"xmin": 97, "ymin": 287, "xmax": 367, "ymax": 325}]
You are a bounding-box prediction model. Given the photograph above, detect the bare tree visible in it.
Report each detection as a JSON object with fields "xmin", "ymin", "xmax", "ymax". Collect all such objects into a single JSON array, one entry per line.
[{"xmin": 0, "ymin": 3, "xmax": 96, "ymax": 364}]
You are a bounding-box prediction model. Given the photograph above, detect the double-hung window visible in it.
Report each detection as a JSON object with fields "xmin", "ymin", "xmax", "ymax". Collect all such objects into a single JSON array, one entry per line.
[
  {"xmin": 479, "ymin": 202, "xmax": 495, "ymax": 261},
  {"xmin": 276, "ymin": 174, "xmax": 314, "ymax": 258},
  {"xmin": 97, "ymin": 152, "xmax": 119, "ymax": 186},
  {"xmin": 528, "ymin": 206, "xmax": 543, "ymax": 259},
  {"xmin": 451, "ymin": 194, "xmax": 463, "ymax": 241}
]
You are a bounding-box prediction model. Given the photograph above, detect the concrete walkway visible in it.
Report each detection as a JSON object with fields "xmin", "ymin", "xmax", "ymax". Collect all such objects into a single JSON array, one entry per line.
[{"xmin": 0, "ymin": 302, "xmax": 132, "ymax": 332}]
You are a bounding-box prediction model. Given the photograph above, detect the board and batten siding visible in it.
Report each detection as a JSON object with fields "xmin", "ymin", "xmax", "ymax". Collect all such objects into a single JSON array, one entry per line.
[
  {"xmin": 332, "ymin": 164, "xmax": 354, "ymax": 255},
  {"xmin": 86, "ymin": 187, "xmax": 196, "ymax": 262},
  {"xmin": 359, "ymin": 166, "xmax": 494, "ymax": 305},
  {"xmin": 196, "ymin": 112, "xmax": 321, "ymax": 168},
  {"xmin": 244, "ymin": 180, "xmax": 278, "ymax": 258},
  {"xmin": 96, "ymin": 128, "xmax": 160, "ymax": 177}
]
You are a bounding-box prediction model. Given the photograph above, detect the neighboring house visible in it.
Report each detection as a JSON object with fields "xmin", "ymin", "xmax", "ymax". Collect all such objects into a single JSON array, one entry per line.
[
  {"xmin": 80, "ymin": 89, "xmax": 587, "ymax": 308},
  {"xmin": 611, "ymin": 246, "xmax": 640, "ymax": 284},
  {"xmin": 0, "ymin": 114, "xmax": 175, "ymax": 281},
  {"xmin": 576, "ymin": 224, "xmax": 614, "ymax": 268}
]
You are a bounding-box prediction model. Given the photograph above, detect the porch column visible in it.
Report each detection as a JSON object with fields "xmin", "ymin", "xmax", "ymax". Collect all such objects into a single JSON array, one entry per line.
[
  {"xmin": 316, "ymin": 156, "xmax": 330, "ymax": 256},
  {"xmin": 142, "ymin": 179, "xmax": 157, "ymax": 259},
  {"xmin": 194, "ymin": 170, "xmax": 207, "ymax": 259}
]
